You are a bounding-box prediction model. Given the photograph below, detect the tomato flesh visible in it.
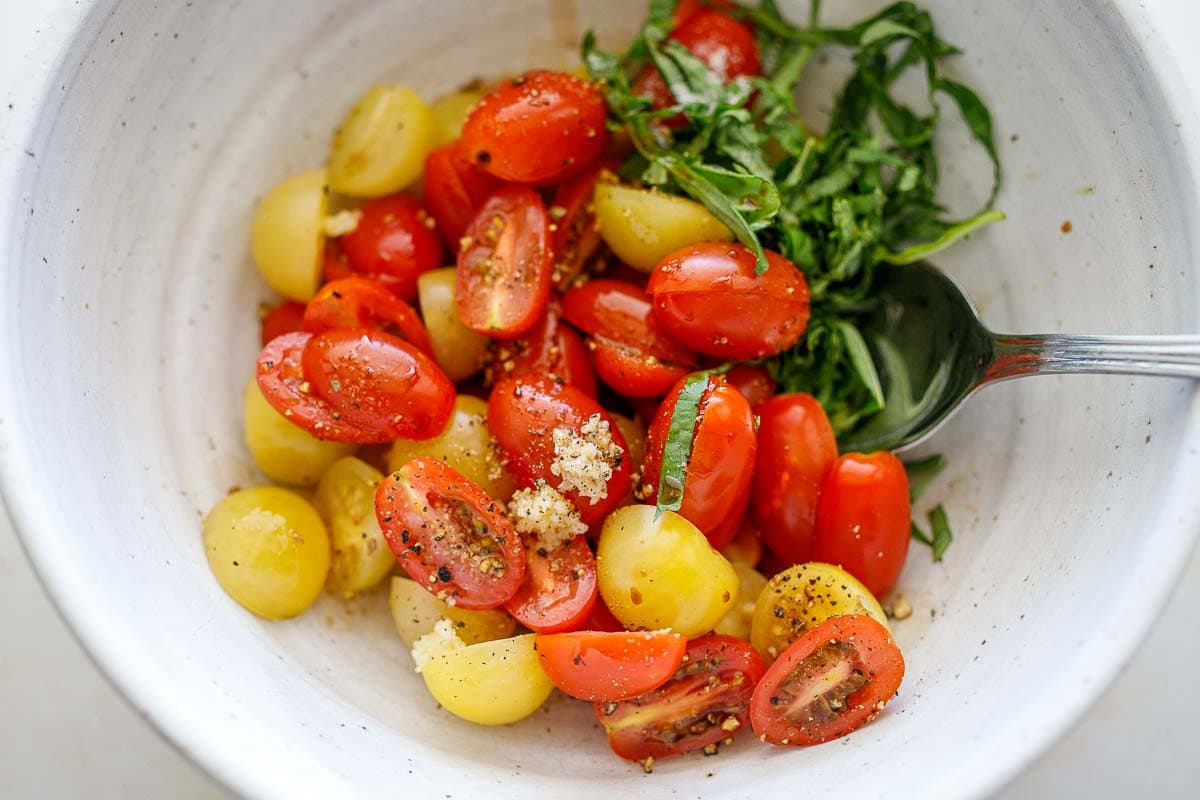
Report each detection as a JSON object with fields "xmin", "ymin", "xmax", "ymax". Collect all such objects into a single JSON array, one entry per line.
[
  {"xmin": 423, "ymin": 141, "xmax": 500, "ymax": 251},
  {"xmin": 260, "ymin": 301, "xmax": 306, "ymax": 346},
  {"xmin": 456, "ymin": 185, "xmax": 552, "ymax": 338},
  {"xmin": 750, "ymin": 615, "xmax": 904, "ymax": 746},
  {"xmin": 339, "ymin": 195, "xmax": 444, "ymax": 302},
  {"xmin": 302, "ymin": 277, "xmax": 432, "ymax": 354},
  {"xmin": 490, "ymin": 300, "xmax": 598, "ymax": 397},
  {"xmin": 504, "ymin": 534, "xmax": 598, "ymax": 634},
  {"xmin": 595, "ymin": 634, "xmax": 765, "ymax": 761},
  {"xmin": 536, "ymin": 630, "xmax": 686, "ymax": 702}
]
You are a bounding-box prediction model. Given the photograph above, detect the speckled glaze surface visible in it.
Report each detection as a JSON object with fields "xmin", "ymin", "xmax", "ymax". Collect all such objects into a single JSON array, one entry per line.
[{"xmin": 1, "ymin": 2, "xmax": 1198, "ymax": 798}]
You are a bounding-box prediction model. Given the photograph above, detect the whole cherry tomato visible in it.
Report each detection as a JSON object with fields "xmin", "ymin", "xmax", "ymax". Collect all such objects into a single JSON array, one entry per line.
[
  {"xmin": 422, "ymin": 141, "xmax": 500, "ymax": 251},
  {"xmin": 634, "ymin": 10, "xmax": 760, "ymax": 115},
  {"xmin": 648, "ymin": 242, "xmax": 810, "ymax": 360},
  {"xmin": 673, "ymin": 0, "xmax": 739, "ymax": 28},
  {"xmin": 302, "ymin": 277, "xmax": 432, "ymax": 354},
  {"xmin": 260, "ymin": 301, "xmax": 305, "ymax": 346},
  {"xmin": 339, "ymin": 195, "xmax": 444, "ymax": 302},
  {"xmin": 490, "ymin": 300, "xmax": 597, "ymax": 397},
  {"xmin": 461, "ymin": 70, "xmax": 609, "ymax": 184}
]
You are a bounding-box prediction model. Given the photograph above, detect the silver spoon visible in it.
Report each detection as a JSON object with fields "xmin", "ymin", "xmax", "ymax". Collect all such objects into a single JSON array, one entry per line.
[{"xmin": 837, "ymin": 261, "xmax": 1200, "ymax": 453}]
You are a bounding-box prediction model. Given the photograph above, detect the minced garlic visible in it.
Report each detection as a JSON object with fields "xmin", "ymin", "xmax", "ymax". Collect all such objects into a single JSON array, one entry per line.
[
  {"xmin": 550, "ymin": 414, "xmax": 621, "ymax": 504},
  {"xmin": 508, "ymin": 481, "xmax": 587, "ymax": 552},
  {"xmin": 410, "ymin": 618, "xmax": 464, "ymax": 673},
  {"xmin": 322, "ymin": 208, "xmax": 363, "ymax": 237}
]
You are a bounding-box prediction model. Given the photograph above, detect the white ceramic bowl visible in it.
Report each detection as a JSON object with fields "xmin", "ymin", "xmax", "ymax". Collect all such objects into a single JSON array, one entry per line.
[{"xmin": 2, "ymin": 1, "xmax": 1198, "ymax": 798}]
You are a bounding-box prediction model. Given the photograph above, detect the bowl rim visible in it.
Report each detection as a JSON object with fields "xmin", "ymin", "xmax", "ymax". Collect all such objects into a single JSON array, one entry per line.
[{"xmin": 1, "ymin": 1, "xmax": 1198, "ymax": 798}]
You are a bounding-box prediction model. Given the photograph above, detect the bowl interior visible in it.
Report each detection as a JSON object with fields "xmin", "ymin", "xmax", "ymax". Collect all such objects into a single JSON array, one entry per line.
[{"xmin": 4, "ymin": 1, "xmax": 1199, "ymax": 798}]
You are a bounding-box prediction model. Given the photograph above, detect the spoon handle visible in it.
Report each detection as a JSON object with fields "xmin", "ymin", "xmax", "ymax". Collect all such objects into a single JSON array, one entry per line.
[{"xmin": 984, "ymin": 334, "xmax": 1200, "ymax": 382}]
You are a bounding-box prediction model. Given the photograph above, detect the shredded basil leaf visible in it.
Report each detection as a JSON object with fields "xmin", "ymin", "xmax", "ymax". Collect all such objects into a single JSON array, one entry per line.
[
  {"xmin": 904, "ymin": 453, "xmax": 946, "ymax": 502},
  {"xmin": 654, "ymin": 371, "xmax": 713, "ymax": 516},
  {"xmin": 910, "ymin": 521, "xmax": 934, "ymax": 547},
  {"xmin": 927, "ymin": 504, "xmax": 953, "ymax": 560}
]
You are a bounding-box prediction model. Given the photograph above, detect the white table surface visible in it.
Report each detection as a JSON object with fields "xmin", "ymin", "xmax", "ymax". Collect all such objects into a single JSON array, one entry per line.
[{"xmin": 1, "ymin": 504, "xmax": 1196, "ymax": 799}]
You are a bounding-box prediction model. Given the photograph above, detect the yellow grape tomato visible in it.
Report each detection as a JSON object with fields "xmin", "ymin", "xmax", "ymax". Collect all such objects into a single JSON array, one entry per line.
[
  {"xmin": 250, "ymin": 169, "xmax": 328, "ymax": 302},
  {"xmin": 419, "ymin": 634, "xmax": 553, "ymax": 725},
  {"xmin": 389, "ymin": 576, "xmax": 516, "ymax": 647},
  {"xmin": 594, "ymin": 183, "xmax": 733, "ymax": 272},
  {"xmin": 714, "ymin": 563, "xmax": 769, "ymax": 641},
  {"xmin": 417, "ymin": 267, "xmax": 490, "ymax": 382},
  {"xmin": 430, "ymin": 89, "xmax": 484, "ymax": 148},
  {"xmin": 243, "ymin": 380, "xmax": 355, "ymax": 486},
  {"xmin": 328, "ymin": 85, "xmax": 434, "ymax": 197},
  {"xmin": 314, "ymin": 457, "xmax": 393, "ymax": 596}
]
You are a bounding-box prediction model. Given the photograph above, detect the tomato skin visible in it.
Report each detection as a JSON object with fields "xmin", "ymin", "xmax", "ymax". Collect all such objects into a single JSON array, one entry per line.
[
  {"xmin": 649, "ymin": 243, "xmax": 810, "ymax": 360},
  {"xmin": 462, "ymin": 70, "xmax": 609, "ymax": 184},
  {"xmin": 642, "ymin": 375, "xmax": 757, "ymax": 550},
  {"xmin": 504, "ymin": 534, "xmax": 598, "ymax": 634},
  {"xmin": 536, "ymin": 630, "xmax": 685, "ymax": 702},
  {"xmin": 549, "ymin": 162, "xmax": 611, "ymax": 290},
  {"xmin": 322, "ymin": 239, "xmax": 353, "ymax": 283},
  {"xmin": 456, "ymin": 185, "xmax": 552, "ymax": 338},
  {"xmin": 302, "ymin": 277, "xmax": 432, "ymax": 354},
  {"xmin": 595, "ymin": 634, "xmax": 765, "ymax": 761},
  {"xmin": 422, "ymin": 142, "xmax": 500, "ymax": 251},
  {"xmin": 812, "ymin": 452, "xmax": 911, "ymax": 597},
  {"xmin": 751, "ymin": 394, "xmax": 838, "ymax": 566},
  {"xmin": 300, "ymin": 328, "xmax": 456, "ymax": 442},
  {"xmin": 673, "ymin": 0, "xmax": 738, "ymax": 27},
  {"xmin": 490, "ymin": 300, "xmax": 598, "ymax": 397},
  {"xmin": 724, "ymin": 364, "xmax": 777, "ymax": 408},
  {"xmin": 584, "ymin": 596, "xmax": 626, "ymax": 632},
  {"xmin": 749, "ymin": 614, "xmax": 904, "ymax": 746},
  {"xmin": 261, "ymin": 301, "xmax": 306, "ymax": 346},
  {"xmin": 376, "ymin": 457, "xmax": 525, "ymax": 610},
  {"xmin": 487, "ymin": 377, "xmax": 631, "ymax": 526},
  {"xmin": 561, "ymin": 279, "xmax": 697, "ymax": 398},
  {"xmin": 339, "ymin": 195, "xmax": 445, "ymax": 302}
]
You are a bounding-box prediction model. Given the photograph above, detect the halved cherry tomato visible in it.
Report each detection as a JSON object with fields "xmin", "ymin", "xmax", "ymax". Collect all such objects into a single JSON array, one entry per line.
[
  {"xmin": 422, "ymin": 141, "xmax": 500, "ymax": 251},
  {"xmin": 339, "ymin": 195, "xmax": 444, "ymax": 302},
  {"xmin": 634, "ymin": 10, "xmax": 761, "ymax": 115},
  {"xmin": 490, "ymin": 300, "xmax": 597, "ymax": 397},
  {"xmin": 256, "ymin": 332, "xmax": 380, "ymax": 442},
  {"xmin": 456, "ymin": 185, "xmax": 552, "ymax": 338},
  {"xmin": 504, "ymin": 534, "xmax": 598, "ymax": 634},
  {"xmin": 461, "ymin": 70, "xmax": 609, "ymax": 184},
  {"xmin": 724, "ymin": 364, "xmax": 777, "ymax": 408},
  {"xmin": 812, "ymin": 452, "xmax": 911, "ymax": 597},
  {"xmin": 260, "ymin": 301, "xmax": 306, "ymax": 346},
  {"xmin": 642, "ymin": 374, "xmax": 757, "ymax": 550},
  {"xmin": 488, "ymin": 377, "xmax": 631, "ymax": 525},
  {"xmin": 751, "ymin": 393, "xmax": 838, "ymax": 566},
  {"xmin": 584, "ymin": 595, "xmax": 626, "ymax": 632},
  {"xmin": 301, "ymin": 328, "xmax": 455, "ymax": 441},
  {"xmin": 561, "ymin": 279, "xmax": 697, "ymax": 397},
  {"xmin": 549, "ymin": 162, "xmax": 612, "ymax": 290},
  {"xmin": 749, "ymin": 615, "xmax": 904, "ymax": 746},
  {"xmin": 376, "ymin": 457, "xmax": 525, "ymax": 610},
  {"xmin": 595, "ymin": 634, "xmax": 765, "ymax": 761},
  {"xmin": 537, "ymin": 630, "xmax": 686, "ymax": 703},
  {"xmin": 649, "ymin": 242, "xmax": 810, "ymax": 359},
  {"xmin": 302, "ymin": 277, "xmax": 432, "ymax": 354}
]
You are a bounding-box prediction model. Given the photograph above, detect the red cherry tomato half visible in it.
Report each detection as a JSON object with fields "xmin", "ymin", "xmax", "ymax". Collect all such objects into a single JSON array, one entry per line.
[
  {"xmin": 339, "ymin": 195, "xmax": 444, "ymax": 302},
  {"xmin": 300, "ymin": 328, "xmax": 455, "ymax": 442},
  {"xmin": 812, "ymin": 452, "xmax": 911, "ymax": 597},
  {"xmin": 750, "ymin": 615, "xmax": 904, "ymax": 746},
  {"xmin": 561, "ymin": 279, "xmax": 698, "ymax": 397},
  {"xmin": 724, "ymin": 364, "xmax": 777, "ymax": 408},
  {"xmin": 584, "ymin": 595, "xmax": 626, "ymax": 632},
  {"xmin": 256, "ymin": 332, "xmax": 382, "ymax": 443},
  {"xmin": 376, "ymin": 457, "xmax": 525, "ymax": 610},
  {"xmin": 549, "ymin": 162, "xmax": 612, "ymax": 290},
  {"xmin": 302, "ymin": 277, "xmax": 432, "ymax": 355},
  {"xmin": 260, "ymin": 301, "xmax": 306, "ymax": 346},
  {"xmin": 751, "ymin": 393, "xmax": 838, "ymax": 566},
  {"xmin": 504, "ymin": 534, "xmax": 598, "ymax": 634},
  {"xmin": 642, "ymin": 374, "xmax": 757, "ymax": 550},
  {"xmin": 490, "ymin": 300, "xmax": 598, "ymax": 397},
  {"xmin": 634, "ymin": 10, "xmax": 761, "ymax": 116},
  {"xmin": 488, "ymin": 377, "xmax": 631, "ymax": 526},
  {"xmin": 456, "ymin": 185, "xmax": 552, "ymax": 338},
  {"xmin": 462, "ymin": 70, "xmax": 609, "ymax": 184},
  {"xmin": 595, "ymin": 634, "xmax": 766, "ymax": 762},
  {"xmin": 649, "ymin": 242, "xmax": 810, "ymax": 360},
  {"xmin": 422, "ymin": 141, "xmax": 501, "ymax": 252},
  {"xmin": 537, "ymin": 630, "xmax": 686, "ymax": 703}
]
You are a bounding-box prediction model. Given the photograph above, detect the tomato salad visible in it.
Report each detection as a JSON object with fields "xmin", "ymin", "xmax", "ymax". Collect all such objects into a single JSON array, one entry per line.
[{"xmin": 204, "ymin": 0, "xmax": 1002, "ymax": 772}]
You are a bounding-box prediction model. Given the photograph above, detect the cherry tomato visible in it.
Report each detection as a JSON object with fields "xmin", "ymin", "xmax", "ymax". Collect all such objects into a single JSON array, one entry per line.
[
  {"xmin": 673, "ymin": 0, "xmax": 738, "ymax": 27},
  {"xmin": 812, "ymin": 452, "xmax": 911, "ymax": 597},
  {"xmin": 649, "ymin": 242, "xmax": 810, "ymax": 359},
  {"xmin": 488, "ymin": 377, "xmax": 631, "ymax": 526},
  {"xmin": 376, "ymin": 457, "xmax": 525, "ymax": 610},
  {"xmin": 749, "ymin": 615, "xmax": 904, "ymax": 746},
  {"xmin": 456, "ymin": 185, "xmax": 552, "ymax": 338},
  {"xmin": 584, "ymin": 596, "xmax": 626, "ymax": 632},
  {"xmin": 724, "ymin": 364, "xmax": 777, "ymax": 408},
  {"xmin": 537, "ymin": 630, "xmax": 686, "ymax": 703},
  {"xmin": 260, "ymin": 301, "xmax": 305, "ymax": 346},
  {"xmin": 561, "ymin": 279, "xmax": 698, "ymax": 397},
  {"xmin": 338, "ymin": 195, "xmax": 444, "ymax": 302},
  {"xmin": 302, "ymin": 277, "xmax": 432, "ymax": 354},
  {"xmin": 751, "ymin": 394, "xmax": 838, "ymax": 566},
  {"xmin": 422, "ymin": 141, "xmax": 500, "ymax": 251},
  {"xmin": 549, "ymin": 162, "xmax": 611, "ymax": 290},
  {"xmin": 256, "ymin": 332, "xmax": 380, "ymax": 442},
  {"xmin": 504, "ymin": 534, "xmax": 598, "ymax": 634},
  {"xmin": 321, "ymin": 239, "xmax": 353, "ymax": 282},
  {"xmin": 461, "ymin": 70, "xmax": 609, "ymax": 184},
  {"xmin": 301, "ymin": 328, "xmax": 455, "ymax": 442},
  {"xmin": 490, "ymin": 300, "xmax": 598, "ymax": 397},
  {"xmin": 634, "ymin": 10, "xmax": 760, "ymax": 115},
  {"xmin": 595, "ymin": 634, "xmax": 765, "ymax": 762}
]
